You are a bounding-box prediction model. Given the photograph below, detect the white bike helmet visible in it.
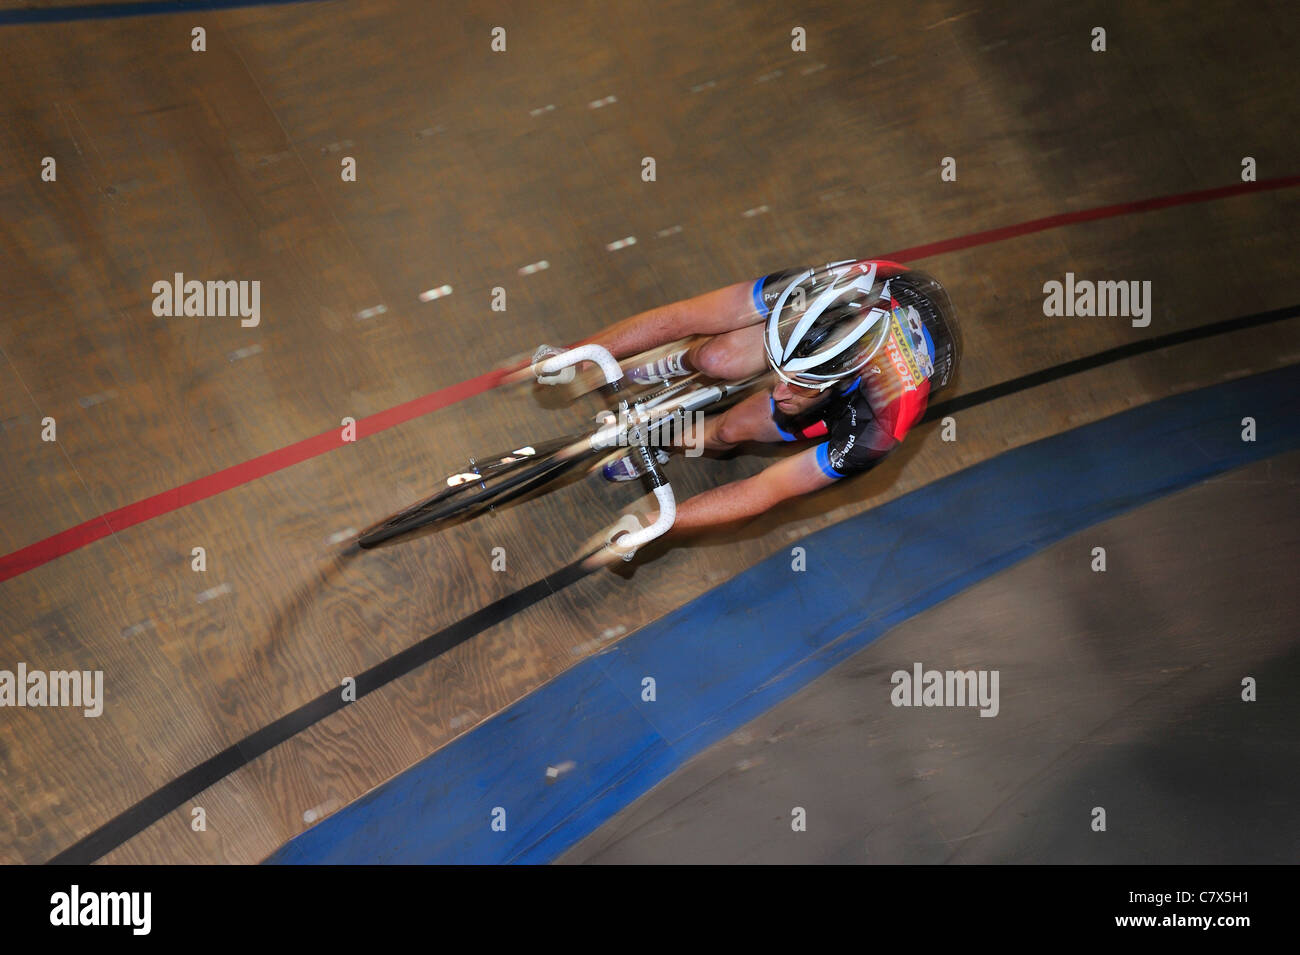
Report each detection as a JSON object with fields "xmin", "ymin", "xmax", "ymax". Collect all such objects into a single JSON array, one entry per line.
[{"xmin": 764, "ymin": 260, "xmax": 952, "ymax": 391}]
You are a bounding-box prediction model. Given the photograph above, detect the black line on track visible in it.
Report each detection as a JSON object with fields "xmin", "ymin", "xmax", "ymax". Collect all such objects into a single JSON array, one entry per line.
[
  {"xmin": 925, "ymin": 304, "xmax": 1300, "ymax": 420},
  {"xmin": 46, "ymin": 303, "xmax": 1300, "ymax": 864}
]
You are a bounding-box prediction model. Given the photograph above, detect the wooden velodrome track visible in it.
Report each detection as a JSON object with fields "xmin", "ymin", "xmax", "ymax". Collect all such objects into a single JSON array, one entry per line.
[{"xmin": 1, "ymin": 0, "xmax": 1298, "ymax": 864}]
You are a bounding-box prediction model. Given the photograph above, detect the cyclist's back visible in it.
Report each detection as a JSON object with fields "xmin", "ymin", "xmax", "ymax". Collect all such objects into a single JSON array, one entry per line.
[{"xmin": 755, "ymin": 259, "xmax": 960, "ymax": 477}]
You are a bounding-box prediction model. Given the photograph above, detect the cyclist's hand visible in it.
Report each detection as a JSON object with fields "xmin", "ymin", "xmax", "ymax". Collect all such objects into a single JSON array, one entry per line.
[{"xmin": 531, "ymin": 344, "xmax": 576, "ymax": 385}]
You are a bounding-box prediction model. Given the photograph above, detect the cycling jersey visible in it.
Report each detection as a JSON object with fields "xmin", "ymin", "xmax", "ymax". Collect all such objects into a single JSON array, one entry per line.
[{"xmin": 753, "ymin": 259, "xmax": 957, "ymax": 479}]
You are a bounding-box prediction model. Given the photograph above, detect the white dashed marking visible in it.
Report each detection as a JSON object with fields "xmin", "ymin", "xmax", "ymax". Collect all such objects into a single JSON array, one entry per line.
[
  {"xmin": 449, "ymin": 710, "xmax": 481, "ymax": 730},
  {"xmin": 418, "ymin": 285, "xmax": 453, "ymax": 302},
  {"xmin": 571, "ymin": 624, "xmax": 627, "ymax": 656},
  {"xmin": 255, "ymin": 151, "xmax": 292, "ymax": 167},
  {"xmin": 320, "ymin": 139, "xmax": 354, "ymax": 154},
  {"xmin": 927, "ymin": 10, "xmax": 978, "ymax": 29},
  {"xmin": 801, "ymin": 62, "xmax": 827, "ymax": 75},
  {"xmin": 742, "ymin": 205, "xmax": 770, "ymax": 218},
  {"xmin": 545, "ymin": 760, "xmax": 576, "ymax": 780},
  {"xmin": 355, "ymin": 304, "xmax": 387, "ymax": 321},
  {"xmin": 588, "ymin": 95, "xmax": 617, "ymax": 109},
  {"xmin": 755, "ymin": 70, "xmax": 783, "ymax": 83},
  {"xmin": 121, "ymin": 619, "xmax": 156, "ymax": 639},
  {"xmin": 529, "ymin": 104, "xmax": 556, "ymax": 117},
  {"xmin": 656, "ymin": 225, "xmax": 683, "ymax": 238},
  {"xmin": 302, "ymin": 797, "xmax": 341, "ymax": 824},
  {"xmin": 78, "ymin": 389, "xmax": 118, "ymax": 408},
  {"xmin": 606, "ymin": 236, "xmax": 637, "ymax": 251},
  {"xmin": 518, "ymin": 259, "xmax": 550, "ymax": 276},
  {"xmin": 326, "ymin": 527, "xmax": 357, "ymax": 546},
  {"xmin": 196, "ymin": 582, "xmax": 232, "ymax": 604},
  {"xmin": 228, "ymin": 344, "xmax": 263, "ymax": 362},
  {"xmin": 871, "ymin": 54, "xmax": 898, "ymax": 67},
  {"xmin": 690, "ymin": 80, "xmax": 717, "ymax": 93},
  {"xmin": 414, "ymin": 125, "xmax": 445, "ymax": 139}
]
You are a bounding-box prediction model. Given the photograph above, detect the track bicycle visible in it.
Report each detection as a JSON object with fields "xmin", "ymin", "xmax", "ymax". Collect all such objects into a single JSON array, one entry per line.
[{"xmin": 356, "ymin": 345, "xmax": 764, "ymax": 559}]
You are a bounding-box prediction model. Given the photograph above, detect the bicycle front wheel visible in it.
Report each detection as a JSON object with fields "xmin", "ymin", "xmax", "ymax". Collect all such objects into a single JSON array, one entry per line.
[{"xmin": 357, "ymin": 439, "xmax": 592, "ymax": 548}]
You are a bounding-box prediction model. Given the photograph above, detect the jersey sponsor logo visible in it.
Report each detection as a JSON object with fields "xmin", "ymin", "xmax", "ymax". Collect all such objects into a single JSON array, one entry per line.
[
  {"xmin": 905, "ymin": 308, "xmax": 935, "ymax": 378},
  {"xmin": 884, "ymin": 306, "xmax": 924, "ymax": 392},
  {"xmin": 830, "ymin": 433, "xmax": 855, "ymax": 471},
  {"xmin": 884, "ymin": 338, "xmax": 914, "ymax": 390}
]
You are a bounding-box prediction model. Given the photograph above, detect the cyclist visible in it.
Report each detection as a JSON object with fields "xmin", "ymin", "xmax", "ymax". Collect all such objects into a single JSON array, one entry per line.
[{"xmin": 540, "ymin": 259, "xmax": 958, "ymax": 536}]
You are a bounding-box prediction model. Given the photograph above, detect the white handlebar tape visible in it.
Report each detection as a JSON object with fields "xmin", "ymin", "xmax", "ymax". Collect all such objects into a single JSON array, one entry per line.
[
  {"xmin": 535, "ymin": 344, "xmax": 625, "ymax": 387},
  {"xmin": 609, "ymin": 485, "xmax": 677, "ymax": 560},
  {"xmin": 531, "ymin": 345, "xmax": 575, "ymax": 385}
]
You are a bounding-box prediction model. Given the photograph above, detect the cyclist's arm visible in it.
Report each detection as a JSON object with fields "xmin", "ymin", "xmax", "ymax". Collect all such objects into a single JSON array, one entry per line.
[
  {"xmin": 668, "ymin": 446, "xmax": 837, "ymax": 533},
  {"xmin": 578, "ymin": 281, "xmax": 758, "ymax": 359}
]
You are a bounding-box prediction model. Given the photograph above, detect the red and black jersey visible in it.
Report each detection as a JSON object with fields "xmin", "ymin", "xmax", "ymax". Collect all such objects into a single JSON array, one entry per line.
[{"xmin": 755, "ymin": 259, "xmax": 957, "ymax": 478}]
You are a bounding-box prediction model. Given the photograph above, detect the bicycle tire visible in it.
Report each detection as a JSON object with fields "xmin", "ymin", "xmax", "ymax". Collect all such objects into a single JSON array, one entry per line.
[
  {"xmin": 357, "ymin": 444, "xmax": 594, "ymax": 548},
  {"xmin": 358, "ymin": 434, "xmax": 579, "ymax": 538}
]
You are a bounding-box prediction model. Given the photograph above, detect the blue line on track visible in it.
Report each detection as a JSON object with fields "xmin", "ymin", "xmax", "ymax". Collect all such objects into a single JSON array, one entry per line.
[{"xmin": 268, "ymin": 364, "xmax": 1300, "ymax": 863}]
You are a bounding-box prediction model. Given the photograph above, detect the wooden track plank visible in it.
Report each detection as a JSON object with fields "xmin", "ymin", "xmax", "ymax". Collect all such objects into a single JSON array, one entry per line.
[{"xmin": 1, "ymin": 0, "xmax": 1298, "ymax": 863}]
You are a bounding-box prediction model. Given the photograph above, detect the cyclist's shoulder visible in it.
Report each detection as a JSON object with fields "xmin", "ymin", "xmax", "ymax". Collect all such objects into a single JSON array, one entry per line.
[{"xmin": 846, "ymin": 341, "xmax": 932, "ymax": 409}]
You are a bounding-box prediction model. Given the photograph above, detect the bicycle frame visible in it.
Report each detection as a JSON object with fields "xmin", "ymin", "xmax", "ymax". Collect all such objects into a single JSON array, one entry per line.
[
  {"xmin": 534, "ymin": 345, "xmax": 761, "ymax": 559},
  {"xmin": 356, "ymin": 346, "xmax": 763, "ymax": 554}
]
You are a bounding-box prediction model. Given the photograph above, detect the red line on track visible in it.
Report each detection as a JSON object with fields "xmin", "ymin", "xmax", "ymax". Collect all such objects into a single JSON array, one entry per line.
[
  {"xmin": 3, "ymin": 175, "xmax": 1297, "ymax": 583},
  {"xmin": 0, "ymin": 369, "xmax": 508, "ymax": 583},
  {"xmin": 883, "ymin": 175, "xmax": 1300, "ymax": 261}
]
